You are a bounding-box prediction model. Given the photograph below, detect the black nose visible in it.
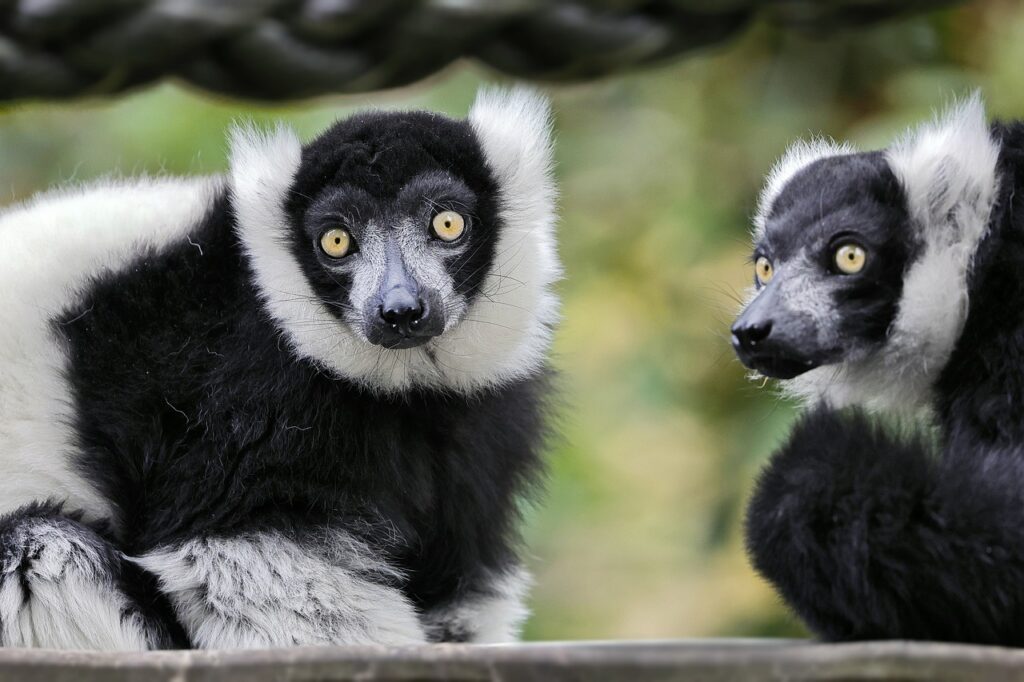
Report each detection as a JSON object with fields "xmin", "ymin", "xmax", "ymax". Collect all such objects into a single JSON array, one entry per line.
[
  {"xmin": 380, "ymin": 290, "xmax": 424, "ymax": 334},
  {"xmin": 732, "ymin": 319, "xmax": 773, "ymax": 350}
]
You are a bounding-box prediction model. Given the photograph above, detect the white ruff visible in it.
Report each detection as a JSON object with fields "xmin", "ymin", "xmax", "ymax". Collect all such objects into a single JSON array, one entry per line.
[
  {"xmin": 0, "ymin": 175, "xmax": 222, "ymax": 525},
  {"xmin": 136, "ymin": 531, "xmax": 425, "ymax": 648},
  {"xmin": 782, "ymin": 95, "xmax": 1000, "ymax": 411},
  {"xmin": 231, "ymin": 86, "xmax": 560, "ymax": 394}
]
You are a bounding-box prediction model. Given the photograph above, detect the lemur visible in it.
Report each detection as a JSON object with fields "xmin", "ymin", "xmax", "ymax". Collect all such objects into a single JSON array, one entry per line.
[
  {"xmin": 0, "ymin": 88, "xmax": 560, "ymax": 649},
  {"xmin": 731, "ymin": 96, "xmax": 1024, "ymax": 644}
]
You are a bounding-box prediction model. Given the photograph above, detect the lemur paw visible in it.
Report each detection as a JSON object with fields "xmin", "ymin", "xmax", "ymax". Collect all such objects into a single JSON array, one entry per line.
[
  {"xmin": 139, "ymin": 532, "xmax": 427, "ymax": 648},
  {"xmin": 0, "ymin": 503, "xmax": 174, "ymax": 649}
]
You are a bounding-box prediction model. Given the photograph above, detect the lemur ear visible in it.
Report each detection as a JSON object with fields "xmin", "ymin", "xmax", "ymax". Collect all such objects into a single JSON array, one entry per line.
[
  {"xmin": 468, "ymin": 87, "xmax": 556, "ymax": 241},
  {"xmin": 879, "ymin": 95, "xmax": 1000, "ymax": 392},
  {"xmin": 228, "ymin": 123, "xmax": 302, "ymax": 233},
  {"xmin": 227, "ymin": 123, "xmax": 304, "ymax": 322},
  {"xmin": 885, "ymin": 93, "xmax": 999, "ymax": 241}
]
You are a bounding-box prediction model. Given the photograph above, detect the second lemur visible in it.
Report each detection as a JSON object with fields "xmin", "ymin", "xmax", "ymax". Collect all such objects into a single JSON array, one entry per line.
[{"xmin": 733, "ymin": 96, "xmax": 1024, "ymax": 644}]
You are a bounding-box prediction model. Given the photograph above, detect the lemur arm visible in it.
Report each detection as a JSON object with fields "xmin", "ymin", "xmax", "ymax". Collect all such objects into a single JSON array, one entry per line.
[
  {"xmin": 420, "ymin": 567, "xmax": 531, "ymax": 643},
  {"xmin": 136, "ymin": 529, "xmax": 426, "ymax": 648},
  {"xmin": 746, "ymin": 408, "xmax": 1024, "ymax": 645}
]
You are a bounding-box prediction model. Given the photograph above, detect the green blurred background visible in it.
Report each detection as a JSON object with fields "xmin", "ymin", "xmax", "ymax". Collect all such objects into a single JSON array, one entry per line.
[{"xmin": 2, "ymin": 0, "xmax": 1021, "ymax": 641}]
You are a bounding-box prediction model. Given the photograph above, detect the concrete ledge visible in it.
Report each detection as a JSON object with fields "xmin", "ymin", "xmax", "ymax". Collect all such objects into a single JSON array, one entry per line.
[{"xmin": 0, "ymin": 640, "xmax": 1023, "ymax": 681}]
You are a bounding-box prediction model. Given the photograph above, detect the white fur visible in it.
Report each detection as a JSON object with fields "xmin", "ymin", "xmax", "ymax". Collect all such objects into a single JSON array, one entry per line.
[
  {"xmin": 0, "ymin": 518, "xmax": 155, "ymax": 649},
  {"xmin": 0, "ymin": 176, "xmax": 222, "ymax": 526},
  {"xmin": 424, "ymin": 567, "xmax": 531, "ymax": 643},
  {"xmin": 135, "ymin": 531, "xmax": 425, "ymax": 648},
  {"xmin": 783, "ymin": 95, "xmax": 1000, "ymax": 411},
  {"xmin": 753, "ymin": 138, "xmax": 858, "ymax": 240},
  {"xmin": 232, "ymin": 86, "xmax": 560, "ymax": 394}
]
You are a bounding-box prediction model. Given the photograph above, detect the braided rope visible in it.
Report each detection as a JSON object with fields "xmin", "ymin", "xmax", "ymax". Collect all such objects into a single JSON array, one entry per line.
[{"xmin": 0, "ymin": 0, "xmax": 956, "ymax": 101}]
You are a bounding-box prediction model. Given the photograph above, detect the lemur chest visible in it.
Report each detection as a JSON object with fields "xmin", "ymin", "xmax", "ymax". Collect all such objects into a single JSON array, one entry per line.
[
  {"xmin": 85, "ymin": 374, "xmax": 496, "ymax": 540},
  {"xmin": 68, "ymin": 332, "xmax": 533, "ymax": 575}
]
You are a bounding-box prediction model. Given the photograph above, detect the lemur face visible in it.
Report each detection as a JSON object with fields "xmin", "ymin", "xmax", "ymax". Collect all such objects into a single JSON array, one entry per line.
[
  {"xmin": 732, "ymin": 97, "xmax": 1000, "ymax": 410},
  {"xmin": 231, "ymin": 88, "xmax": 560, "ymax": 393},
  {"xmin": 284, "ymin": 112, "xmax": 501, "ymax": 350},
  {"xmin": 732, "ymin": 152, "xmax": 914, "ymax": 379}
]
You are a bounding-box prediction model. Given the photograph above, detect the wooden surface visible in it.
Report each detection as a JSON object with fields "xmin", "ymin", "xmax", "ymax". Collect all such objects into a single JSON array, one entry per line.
[{"xmin": 0, "ymin": 640, "xmax": 1023, "ymax": 681}]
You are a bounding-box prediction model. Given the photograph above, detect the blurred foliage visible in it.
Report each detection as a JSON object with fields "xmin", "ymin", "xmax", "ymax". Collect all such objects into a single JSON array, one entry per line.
[{"xmin": 1, "ymin": 0, "xmax": 1021, "ymax": 642}]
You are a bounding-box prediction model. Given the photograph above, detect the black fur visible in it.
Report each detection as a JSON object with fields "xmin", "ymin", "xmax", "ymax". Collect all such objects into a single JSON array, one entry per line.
[
  {"xmin": 746, "ymin": 409, "xmax": 1024, "ymax": 643},
  {"xmin": 746, "ymin": 123, "xmax": 1024, "ymax": 644},
  {"xmin": 52, "ymin": 111, "xmax": 549, "ymax": 641}
]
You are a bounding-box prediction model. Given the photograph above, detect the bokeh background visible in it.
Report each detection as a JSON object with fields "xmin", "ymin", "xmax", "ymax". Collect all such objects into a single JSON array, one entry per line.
[{"xmin": 1, "ymin": 0, "xmax": 1021, "ymax": 641}]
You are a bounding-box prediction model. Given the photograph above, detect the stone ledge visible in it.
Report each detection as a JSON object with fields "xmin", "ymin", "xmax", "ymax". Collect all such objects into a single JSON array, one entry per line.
[{"xmin": 0, "ymin": 640, "xmax": 1022, "ymax": 681}]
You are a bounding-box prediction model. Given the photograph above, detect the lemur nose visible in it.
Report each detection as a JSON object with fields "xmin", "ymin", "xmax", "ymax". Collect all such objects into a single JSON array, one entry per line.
[
  {"xmin": 380, "ymin": 290, "xmax": 425, "ymax": 333},
  {"xmin": 732, "ymin": 319, "xmax": 773, "ymax": 349}
]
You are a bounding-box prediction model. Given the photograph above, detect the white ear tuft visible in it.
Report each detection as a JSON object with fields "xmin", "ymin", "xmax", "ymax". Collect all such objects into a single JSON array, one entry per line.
[
  {"xmin": 886, "ymin": 92, "xmax": 998, "ymax": 239},
  {"xmin": 228, "ymin": 122, "xmax": 302, "ymax": 223},
  {"xmin": 753, "ymin": 138, "xmax": 857, "ymax": 240},
  {"xmin": 468, "ymin": 85, "xmax": 558, "ymax": 261},
  {"xmin": 227, "ymin": 122, "xmax": 321, "ymax": 371},
  {"xmin": 227, "ymin": 121, "xmax": 303, "ymax": 314},
  {"xmin": 873, "ymin": 94, "xmax": 1000, "ymax": 409},
  {"xmin": 467, "ymin": 85, "xmax": 560, "ymax": 281},
  {"xmin": 469, "ymin": 87, "xmax": 557, "ymax": 242},
  {"xmin": 469, "ymin": 86, "xmax": 554, "ymax": 188}
]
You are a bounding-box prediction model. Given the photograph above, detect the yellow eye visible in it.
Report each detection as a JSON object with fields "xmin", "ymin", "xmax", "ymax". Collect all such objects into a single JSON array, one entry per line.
[
  {"xmin": 319, "ymin": 228, "xmax": 352, "ymax": 258},
  {"xmin": 431, "ymin": 211, "xmax": 466, "ymax": 242},
  {"xmin": 835, "ymin": 244, "xmax": 866, "ymax": 274},
  {"xmin": 755, "ymin": 256, "xmax": 774, "ymax": 286}
]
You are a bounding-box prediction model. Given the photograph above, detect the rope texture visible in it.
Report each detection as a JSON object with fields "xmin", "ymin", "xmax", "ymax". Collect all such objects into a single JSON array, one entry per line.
[{"xmin": 0, "ymin": 0, "xmax": 955, "ymax": 101}]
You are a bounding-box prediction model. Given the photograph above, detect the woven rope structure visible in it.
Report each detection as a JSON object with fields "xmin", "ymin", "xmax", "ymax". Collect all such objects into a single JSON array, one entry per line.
[{"xmin": 1, "ymin": 0, "xmax": 956, "ymax": 101}]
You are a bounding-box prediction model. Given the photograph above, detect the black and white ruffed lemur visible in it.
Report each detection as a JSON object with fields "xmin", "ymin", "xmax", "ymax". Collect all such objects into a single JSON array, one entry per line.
[
  {"xmin": 731, "ymin": 95, "xmax": 1024, "ymax": 644},
  {"xmin": 0, "ymin": 88, "xmax": 560, "ymax": 649}
]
